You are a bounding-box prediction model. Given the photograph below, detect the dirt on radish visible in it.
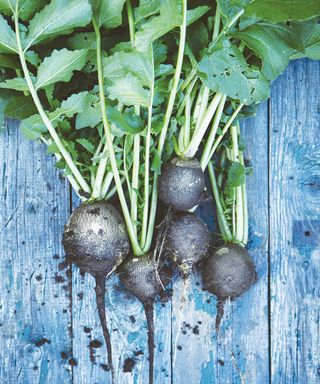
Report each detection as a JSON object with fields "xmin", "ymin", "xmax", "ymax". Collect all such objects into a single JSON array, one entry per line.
[{"xmin": 63, "ymin": 201, "xmax": 130, "ymax": 383}]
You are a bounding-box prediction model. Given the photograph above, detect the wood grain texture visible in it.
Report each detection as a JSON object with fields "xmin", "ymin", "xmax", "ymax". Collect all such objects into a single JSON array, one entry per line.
[
  {"xmin": 0, "ymin": 121, "xmax": 71, "ymax": 384},
  {"xmin": 1, "ymin": 59, "xmax": 319, "ymax": 384},
  {"xmin": 270, "ymin": 59, "xmax": 320, "ymax": 384}
]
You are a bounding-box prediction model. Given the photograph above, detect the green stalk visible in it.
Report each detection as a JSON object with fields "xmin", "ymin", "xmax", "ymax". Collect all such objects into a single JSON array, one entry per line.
[
  {"xmin": 93, "ymin": 18, "xmax": 142, "ymax": 255},
  {"xmin": 184, "ymin": 92, "xmax": 222, "ymax": 158},
  {"xmin": 212, "ymin": 4, "xmax": 221, "ymax": 41},
  {"xmin": 127, "ymin": 0, "xmax": 135, "ymax": 47},
  {"xmin": 131, "ymin": 134, "xmax": 140, "ymax": 233},
  {"xmin": 101, "ymin": 172, "xmax": 113, "ymax": 199},
  {"xmin": 208, "ymin": 162, "xmax": 232, "ymax": 240},
  {"xmin": 183, "ymin": 93, "xmax": 191, "ymax": 149},
  {"xmin": 144, "ymin": 0, "xmax": 187, "ymax": 253},
  {"xmin": 15, "ymin": 13, "xmax": 91, "ymax": 195},
  {"xmin": 231, "ymin": 125, "xmax": 244, "ymax": 242},
  {"xmin": 208, "ymin": 103, "xmax": 243, "ymax": 159},
  {"xmin": 200, "ymin": 94, "xmax": 227, "ymax": 170},
  {"xmin": 141, "ymin": 48, "xmax": 155, "ymax": 248},
  {"xmin": 238, "ymin": 126, "xmax": 248, "ymax": 245}
]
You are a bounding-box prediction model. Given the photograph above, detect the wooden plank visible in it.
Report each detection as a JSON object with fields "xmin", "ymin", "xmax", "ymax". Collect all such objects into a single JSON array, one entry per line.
[
  {"xmin": 71, "ymin": 195, "xmax": 172, "ymax": 384},
  {"xmin": 171, "ymin": 101, "xmax": 270, "ymax": 383},
  {"xmin": 0, "ymin": 122, "xmax": 72, "ymax": 383},
  {"xmin": 270, "ymin": 59, "xmax": 320, "ymax": 383}
]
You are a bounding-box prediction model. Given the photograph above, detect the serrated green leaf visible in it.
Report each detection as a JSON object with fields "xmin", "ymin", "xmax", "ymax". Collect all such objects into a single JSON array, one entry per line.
[
  {"xmin": 76, "ymin": 138, "xmax": 95, "ymax": 154},
  {"xmin": 4, "ymin": 95, "xmax": 37, "ymax": 119},
  {"xmin": 25, "ymin": 0, "xmax": 92, "ymax": 49},
  {"xmin": 35, "ymin": 49, "xmax": 88, "ymax": 89},
  {"xmin": 0, "ymin": 14, "xmax": 18, "ymax": 54},
  {"xmin": 245, "ymin": 0, "xmax": 320, "ymax": 22},
  {"xmin": 106, "ymin": 106, "xmax": 145, "ymax": 134},
  {"xmin": 55, "ymin": 91, "xmax": 90, "ymax": 118},
  {"xmin": 198, "ymin": 39, "xmax": 270, "ymax": 104},
  {"xmin": 135, "ymin": 0, "xmax": 182, "ymax": 52},
  {"xmin": 0, "ymin": 0, "xmax": 14, "ymax": 14},
  {"xmin": 75, "ymin": 94, "xmax": 101, "ymax": 129},
  {"xmin": 107, "ymin": 73, "xmax": 150, "ymax": 107},
  {"xmin": 234, "ymin": 24, "xmax": 294, "ymax": 80},
  {"xmin": 151, "ymin": 148, "xmax": 162, "ymax": 175},
  {"xmin": 0, "ymin": 77, "xmax": 29, "ymax": 91},
  {"xmin": 20, "ymin": 114, "xmax": 47, "ymax": 139},
  {"xmin": 92, "ymin": 0, "xmax": 126, "ymax": 29}
]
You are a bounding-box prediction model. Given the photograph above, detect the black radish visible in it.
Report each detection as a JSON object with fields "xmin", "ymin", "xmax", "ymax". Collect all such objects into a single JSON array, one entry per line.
[
  {"xmin": 158, "ymin": 157, "xmax": 205, "ymax": 211},
  {"xmin": 202, "ymin": 243, "xmax": 256, "ymax": 330},
  {"xmin": 63, "ymin": 201, "xmax": 130, "ymax": 383},
  {"xmin": 119, "ymin": 254, "xmax": 171, "ymax": 384}
]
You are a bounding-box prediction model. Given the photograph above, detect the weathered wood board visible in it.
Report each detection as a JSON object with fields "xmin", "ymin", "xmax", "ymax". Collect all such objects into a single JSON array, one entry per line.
[{"xmin": 0, "ymin": 59, "xmax": 319, "ymax": 383}]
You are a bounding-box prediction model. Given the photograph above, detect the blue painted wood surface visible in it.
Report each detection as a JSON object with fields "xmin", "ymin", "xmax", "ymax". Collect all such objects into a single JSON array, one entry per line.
[{"xmin": 0, "ymin": 59, "xmax": 319, "ymax": 384}]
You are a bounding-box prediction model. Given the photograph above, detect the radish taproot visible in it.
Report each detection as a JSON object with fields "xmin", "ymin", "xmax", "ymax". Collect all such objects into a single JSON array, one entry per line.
[
  {"xmin": 119, "ymin": 254, "xmax": 171, "ymax": 384},
  {"xmin": 63, "ymin": 201, "xmax": 130, "ymax": 382}
]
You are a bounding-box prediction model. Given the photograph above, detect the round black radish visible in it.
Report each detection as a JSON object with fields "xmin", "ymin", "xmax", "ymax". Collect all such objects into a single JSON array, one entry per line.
[
  {"xmin": 166, "ymin": 213, "xmax": 211, "ymax": 276},
  {"xmin": 63, "ymin": 201, "xmax": 130, "ymax": 276},
  {"xmin": 119, "ymin": 254, "xmax": 171, "ymax": 384},
  {"xmin": 202, "ymin": 243, "xmax": 256, "ymax": 300},
  {"xmin": 62, "ymin": 201, "xmax": 130, "ymax": 384},
  {"xmin": 202, "ymin": 243, "xmax": 257, "ymax": 331},
  {"xmin": 119, "ymin": 254, "xmax": 171, "ymax": 307},
  {"xmin": 158, "ymin": 156, "xmax": 205, "ymax": 211}
]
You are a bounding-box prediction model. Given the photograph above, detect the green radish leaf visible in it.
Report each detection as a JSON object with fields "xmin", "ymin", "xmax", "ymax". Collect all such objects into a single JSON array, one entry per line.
[
  {"xmin": 0, "ymin": 0, "xmax": 15, "ymax": 14},
  {"xmin": 107, "ymin": 73, "xmax": 150, "ymax": 107},
  {"xmin": 225, "ymin": 161, "xmax": 245, "ymax": 200},
  {"xmin": 134, "ymin": 0, "xmax": 161, "ymax": 23},
  {"xmin": 92, "ymin": 0, "xmax": 126, "ymax": 29},
  {"xmin": 290, "ymin": 23, "xmax": 320, "ymax": 60},
  {"xmin": 25, "ymin": 51, "xmax": 41, "ymax": 67},
  {"xmin": 245, "ymin": 0, "xmax": 320, "ymax": 22},
  {"xmin": 151, "ymin": 148, "xmax": 162, "ymax": 175},
  {"xmin": 0, "ymin": 54, "xmax": 21, "ymax": 69},
  {"xmin": 106, "ymin": 106, "xmax": 145, "ymax": 134},
  {"xmin": 198, "ymin": 39, "xmax": 270, "ymax": 104},
  {"xmin": 20, "ymin": 114, "xmax": 47, "ymax": 139},
  {"xmin": 25, "ymin": 0, "xmax": 92, "ymax": 49},
  {"xmin": 103, "ymin": 49, "xmax": 153, "ymax": 87},
  {"xmin": 135, "ymin": 0, "xmax": 182, "ymax": 52},
  {"xmin": 76, "ymin": 138, "xmax": 95, "ymax": 154},
  {"xmin": 186, "ymin": 6, "xmax": 211, "ymax": 26},
  {"xmin": 54, "ymin": 91, "xmax": 90, "ymax": 118},
  {"xmin": 217, "ymin": 0, "xmax": 251, "ymax": 24},
  {"xmin": 75, "ymin": 94, "xmax": 101, "ymax": 129},
  {"xmin": 0, "ymin": 0, "xmax": 49, "ymax": 20},
  {"xmin": 47, "ymin": 142, "xmax": 59, "ymax": 154},
  {"xmin": 0, "ymin": 14, "xmax": 18, "ymax": 54},
  {"xmin": 67, "ymin": 32, "xmax": 97, "ymax": 50},
  {"xmin": 0, "ymin": 77, "xmax": 29, "ymax": 91},
  {"xmin": 234, "ymin": 24, "xmax": 294, "ymax": 80},
  {"xmin": 35, "ymin": 49, "xmax": 88, "ymax": 89},
  {"xmin": 4, "ymin": 95, "xmax": 37, "ymax": 119}
]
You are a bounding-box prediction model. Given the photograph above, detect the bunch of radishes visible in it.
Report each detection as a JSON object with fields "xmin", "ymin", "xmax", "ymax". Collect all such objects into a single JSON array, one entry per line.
[{"xmin": 1, "ymin": 0, "xmax": 319, "ymax": 382}]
